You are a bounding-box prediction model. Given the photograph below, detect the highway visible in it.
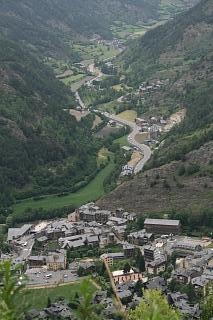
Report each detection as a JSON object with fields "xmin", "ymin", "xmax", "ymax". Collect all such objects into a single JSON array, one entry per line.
[{"xmin": 104, "ymin": 112, "xmax": 152, "ymax": 174}]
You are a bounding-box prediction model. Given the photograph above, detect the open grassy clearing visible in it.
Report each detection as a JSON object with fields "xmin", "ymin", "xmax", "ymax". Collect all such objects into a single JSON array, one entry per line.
[
  {"xmin": 97, "ymin": 147, "xmax": 111, "ymax": 165},
  {"xmin": 113, "ymin": 135, "xmax": 129, "ymax": 147},
  {"xmin": 13, "ymin": 156, "xmax": 115, "ymax": 215},
  {"xmin": 20, "ymin": 281, "xmax": 95, "ymax": 310},
  {"xmin": 96, "ymin": 125, "xmax": 120, "ymax": 139},
  {"xmin": 45, "ymin": 58, "xmax": 71, "ymax": 75},
  {"xmin": 61, "ymin": 73, "xmax": 86, "ymax": 85},
  {"xmin": 0, "ymin": 224, "xmax": 6, "ymax": 235},
  {"xmin": 117, "ymin": 110, "xmax": 137, "ymax": 122},
  {"xmin": 111, "ymin": 23, "xmax": 148, "ymax": 39},
  {"xmin": 96, "ymin": 100, "xmax": 118, "ymax": 113},
  {"xmin": 73, "ymin": 43, "xmax": 119, "ymax": 60},
  {"xmin": 112, "ymin": 84, "xmax": 124, "ymax": 92},
  {"xmin": 111, "ymin": 21, "xmax": 166, "ymax": 40}
]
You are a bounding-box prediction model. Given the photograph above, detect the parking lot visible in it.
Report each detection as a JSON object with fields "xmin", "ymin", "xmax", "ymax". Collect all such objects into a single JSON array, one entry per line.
[{"xmin": 25, "ymin": 268, "xmax": 78, "ymax": 286}]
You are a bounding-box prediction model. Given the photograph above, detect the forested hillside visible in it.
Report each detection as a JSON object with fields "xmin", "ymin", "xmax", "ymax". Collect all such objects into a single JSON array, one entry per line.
[
  {"xmin": 99, "ymin": 0, "xmax": 213, "ymax": 215},
  {"xmin": 0, "ymin": 36, "xmax": 99, "ymax": 208},
  {"xmin": 0, "ymin": 0, "xmax": 159, "ymax": 58},
  {"xmin": 120, "ymin": 0, "xmax": 213, "ymax": 166},
  {"xmin": 0, "ymin": 0, "xmax": 207, "ymax": 213},
  {"xmin": 0, "ymin": 0, "xmax": 198, "ymax": 58}
]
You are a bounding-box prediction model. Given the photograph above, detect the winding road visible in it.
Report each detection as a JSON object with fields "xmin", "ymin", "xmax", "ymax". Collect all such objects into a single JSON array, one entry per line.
[
  {"xmin": 75, "ymin": 62, "xmax": 152, "ymax": 174},
  {"xmin": 104, "ymin": 112, "xmax": 152, "ymax": 174}
]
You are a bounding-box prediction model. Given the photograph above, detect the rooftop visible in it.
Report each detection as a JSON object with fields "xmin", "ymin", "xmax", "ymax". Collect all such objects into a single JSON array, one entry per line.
[
  {"xmin": 144, "ymin": 218, "xmax": 180, "ymax": 226},
  {"xmin": 7, "ymin": 224, "xmax": 32, "ymax": 241},
  {"xmin": 112, "ymin": 269, "xmax": 134, "ymax": 277}
]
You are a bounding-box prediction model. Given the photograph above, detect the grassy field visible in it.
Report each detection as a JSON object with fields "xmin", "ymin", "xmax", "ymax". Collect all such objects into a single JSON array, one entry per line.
[
  {"xmin": 112, "ymin": 84, "xmax": 124, "ymax": 92},
  {"xmin": 0, "ymin": 224, "xmax": 6, "ymax": 235},
  {"xmin": 61, "ymin": 73, "xmax": 86, "ymax": 85},
  {"xmin": 13, "ymin": 157, "xmax": 115, "ymax": 215},
  {"xmin": 97, "ymin": 147, "xmax": 111, "ymax": 166},
  {"xmin": 97, "ymin": 100, "xmax": 118, "ymax": 113},
  {"xmin": 113, "ymin": 135, "xmax": 129, "ymax": 147},
  {"xmin": 117, "ymin": 110, "xmax": 137, "ymax": 122},
  {"xmin": 73, "ymin": 43, "xmax": 119, "ymax": 61},
  {"xmin": 20, "ymin": 281, "xmax": 95, "ymax": 310},
  {"xmin": 111, "ymin": 23, "xmax": 148, "ymax": 39}
]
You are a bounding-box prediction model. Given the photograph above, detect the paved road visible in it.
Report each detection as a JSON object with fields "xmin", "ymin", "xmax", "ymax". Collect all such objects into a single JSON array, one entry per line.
[
  {"xmin": 75, "ymin": 64, "xmax": 151, "ymax": 173},
  {"xmin": 19, "ymin": 236, "xmax": 35, "ymax": 260},
  {"xmin": 75, "ymin": 91, "xmax": 86, "ymax": 110},
  {"xmin": 75, "ymin": 62, "xmax": 103, "ymax": 109},
  {"xmin": 104, "ymin": 113, "xmax": 152, "ymax": 174}
]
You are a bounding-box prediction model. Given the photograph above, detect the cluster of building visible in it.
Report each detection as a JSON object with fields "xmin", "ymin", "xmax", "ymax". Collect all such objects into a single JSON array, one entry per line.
[
  {"xmin": 28, "ymin": 250, "xmax": 67, "ymax": 271},
  {"xmin": 99, "ymin": 216, "xmax": 212, "ymax": 318},
  {"xmin": 135, "ymin": 116, "xmax": 167, "ymax": 141},
  {"xmin": 2, "ymin": 204, "xmax": 137, "ymax": 271},
  {"xmin": 97, "ymin": 38, "xmax": 125, "ymax": 52},
  {"xmin": 1, "ymin": 202, "xmax": 213, "ymax": 318},
  {"xmin": 138, "ymin": 80, "xmax": 167, "ymax": 95},
  {"xmin": 120, "ymin": 164, "xmax": 134, "ymax": 176}
]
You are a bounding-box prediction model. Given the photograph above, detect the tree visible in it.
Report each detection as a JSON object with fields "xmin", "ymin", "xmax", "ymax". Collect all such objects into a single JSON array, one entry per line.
[
  {"xmin": 183, "ymin": 283, "xmax": 198, "ymax": 304},
  {"xmin": 71, "ymin": 279, "xmax": 101, "ymax": 320},
  {"xmin": 201, "ymin": 293, "xmax": 213, "ymax": 320},
  {"xmin": 0, "ymin": 260, "xmax": 26, "ymax": 320},
  {"xmin": 123, "ymin": 262, "xmax": 131, "ymax": 274},
  {"xmin": 5, "ymin": 216, "xmax": 14, "ymax": 228},
  {"xmin": 135, "ymin": 251, "xmax": 146, "ymax": 272},
  {"xmin": 129, "ymin": 290, "xmax": 182, "ymax": 320},
  {"xmin": 47, "ymin": 297, "xmax": 51, "ymax": 308},
  {"xmin": 77, "ymin": 266, "xmax": 86, "ymax": 277},
  {"xmin": 134, "ymin": 279, "xmax": 144, "ymax": 297}
]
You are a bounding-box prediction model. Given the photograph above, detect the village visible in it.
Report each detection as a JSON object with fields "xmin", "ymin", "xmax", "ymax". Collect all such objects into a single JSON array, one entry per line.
[{"xmin": 1, "ymin": 202, "xmax": 213, "ymax": 319}]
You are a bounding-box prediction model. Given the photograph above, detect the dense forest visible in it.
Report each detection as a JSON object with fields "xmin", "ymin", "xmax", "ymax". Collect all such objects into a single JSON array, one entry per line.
[
  {"xmin": 0, "ymin": 0, "xmax": 160, "ymax": 58},
  {"xmin": 0, "ymin": 0, "xmax": 199, "ymax": 59},
  {"xmin": 0, "ymin": 36, "xmax": 100, "ymax": 208}
]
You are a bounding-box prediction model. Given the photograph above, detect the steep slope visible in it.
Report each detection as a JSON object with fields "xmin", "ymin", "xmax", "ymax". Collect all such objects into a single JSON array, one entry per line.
[
  {"xmin": 98, "ymin": 141, "xmax": 213, "ymax": 229},
  {"xmin": 0, "ymin": 0, "xmax": 160, "ymax": 58},
  {"xmin": 0, "ymin": 37, "xmax": 98, "ymax": 208},
  {"xmin": 122, "ymin": 0, "xmax": 212, "ymax": 82},
  {"xmin": 0, "ymin": 0, "xmax": 198, "ymax": 59},
  {"xmin": 120, "ymin": 0, "xmax": 213, "ymax": 165},
  {"xmin": 99, "ymin": 0, "xmax": 213, "ymax": 217}
]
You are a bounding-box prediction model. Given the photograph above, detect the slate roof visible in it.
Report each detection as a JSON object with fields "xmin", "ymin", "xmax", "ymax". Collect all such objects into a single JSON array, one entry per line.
[
  {"xmin": 7, "ymin": 224, "xmax": 32, "ymax": 241},
  {"xmin": 144, "ymin": 218, "xmax": 180, "ymax": 226}
]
